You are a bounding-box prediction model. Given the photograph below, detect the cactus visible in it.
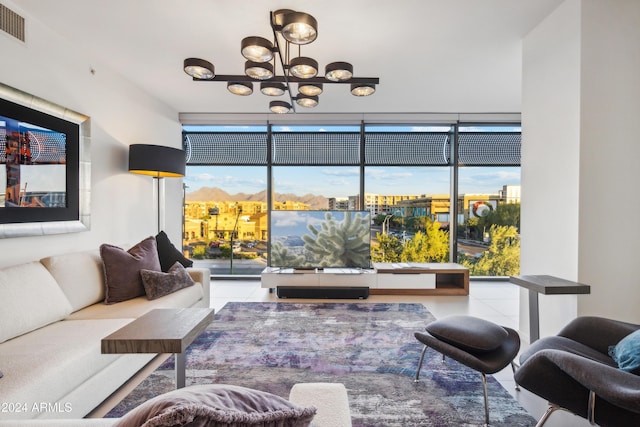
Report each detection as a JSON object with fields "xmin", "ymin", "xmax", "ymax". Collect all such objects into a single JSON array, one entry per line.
[
  {"xmin": 301, "ymin": 211, "xmax": 370, "ymax": 268},
  {"xmin": 270, "ymin": 241, "xmax": 307, "ymax": 267}
]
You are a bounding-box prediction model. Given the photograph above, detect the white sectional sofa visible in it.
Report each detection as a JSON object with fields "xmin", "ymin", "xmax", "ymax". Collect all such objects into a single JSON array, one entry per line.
[{"xmin": 0, "ymin": 246, "xmax": 210, "ymax": 421}]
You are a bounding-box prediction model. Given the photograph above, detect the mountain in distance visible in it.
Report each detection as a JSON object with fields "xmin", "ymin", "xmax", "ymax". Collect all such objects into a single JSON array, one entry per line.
[{"xmin": 186, "ymin": 187, "xmax": 329, "ymax": 210}]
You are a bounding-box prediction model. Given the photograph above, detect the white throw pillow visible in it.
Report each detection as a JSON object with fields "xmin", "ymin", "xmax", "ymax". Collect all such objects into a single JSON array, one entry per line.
[{"xmin": 40, "ymin": 250, "xmax": 105, "ymax": 312}]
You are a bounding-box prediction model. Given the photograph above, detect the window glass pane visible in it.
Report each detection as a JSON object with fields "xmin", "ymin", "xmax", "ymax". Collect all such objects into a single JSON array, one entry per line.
[
  {"xmin": 181, "ymin": 122, "xmax": 521, "ymax": 278},
  {"xmin": 455, "ymin": 124, "xmax": 521, "ymax": 277},
  {"xmin": 271, "ymin": 166, "xmax": 365, "ymax": 269},
  {"xmin": 457, "ymin": 166, "xmax": 521, "ymax": 276},
  {"xmin": 183, "ymin": 165, "xmax": 267, "ymax": 275},
  {"xmin": 365, "ymin": 166, "xmax": 451, "ymax": 263}
]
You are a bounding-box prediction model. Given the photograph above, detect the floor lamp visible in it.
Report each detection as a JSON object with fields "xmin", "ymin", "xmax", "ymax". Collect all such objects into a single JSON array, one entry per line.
[{"xmin": 128, "ymin": 144, "xmax": 186, "ymax": 233}]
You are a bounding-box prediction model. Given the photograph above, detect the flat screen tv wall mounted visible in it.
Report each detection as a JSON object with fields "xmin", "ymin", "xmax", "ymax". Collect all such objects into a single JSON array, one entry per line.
[
  {"xmin": 269, "ymin": 210, "xmax": 372, "ymax": 269},
  {"xmin": 0, "ymin": 83, "xmax": 90, "ymax": 238}
]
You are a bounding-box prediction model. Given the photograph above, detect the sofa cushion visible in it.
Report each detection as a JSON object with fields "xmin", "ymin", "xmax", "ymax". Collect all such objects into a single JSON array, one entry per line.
[
  {"xmin": 65, "ymin": 283, "xmax": 204, "ymax": 320},
  {"xmin": 114, "ymin": 384, "xmax": 317, "ymax": 427},
  {"xmin": 155, "ymin": 231, "xmax": 193, "ymax": 272},
  {"xmin": 0, "ymin": 262, "xmax": 73, "ymax": 344},
  {"xmin": 40, "ymin": 250, "xmax": 105, "ymax": 312},
  {"xmin": 608, "ymin": 329, "xmax": 640, "ymax": 375},
  {"xmin": 0, "ymin": 318, "xmax": 135, "ymax": 418},
  {"xmin": 141, "ymin": 262, "xmax": 195, "ymax": 300},
  {"xmin": 425, "ymin": 315, "xmax": 508, "ymax": 353},
  {"xmin": 100, "ymin": 237, "xmax": 162, "ymax": 304}
]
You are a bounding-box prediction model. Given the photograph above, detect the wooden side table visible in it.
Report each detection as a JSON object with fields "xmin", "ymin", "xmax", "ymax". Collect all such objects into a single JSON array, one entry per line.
[
  {"xmin": 509, "ymin": 275, "xmax": 590, "ymax": 342},
  {"xmin": 101, "ymin": 308, "xmax": 214, "ymax": 388}
]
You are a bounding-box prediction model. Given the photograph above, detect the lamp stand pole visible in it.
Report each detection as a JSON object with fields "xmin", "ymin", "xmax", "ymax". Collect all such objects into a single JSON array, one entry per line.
[{"xmin": 154, "ymin": 177, "xmax": 165, "ymax": 233}]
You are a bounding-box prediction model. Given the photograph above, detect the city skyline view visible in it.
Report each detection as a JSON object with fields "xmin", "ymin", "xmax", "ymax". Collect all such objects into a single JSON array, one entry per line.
[{"xmin": 185, "ymin": 165, "xmax": 521, "ymax": 199}]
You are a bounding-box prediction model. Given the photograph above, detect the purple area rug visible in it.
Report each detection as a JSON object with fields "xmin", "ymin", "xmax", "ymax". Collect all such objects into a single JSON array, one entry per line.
[{"xmin": 106, "ymin": 302, "xmax": 535, "ymax": 426}]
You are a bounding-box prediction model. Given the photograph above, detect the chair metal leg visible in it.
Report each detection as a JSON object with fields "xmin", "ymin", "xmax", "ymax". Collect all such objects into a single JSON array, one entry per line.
[
  {"xmin": 414, "ymin": 345, "xmax": 428, "ymax": 382},
  {"xmin": 481, "ymin": 372, "xmax": 490, "ymax": 426},
  {"xmin": 535, "ymin": 404, "xmax": 562, "ymax": 427},
  {"xmin": 588, "ymin": 390, "xmax": 596, "ymax": 425},
  {"xmin": 510, "ymin": 361, "xmax": 520, "ymax": 391}
]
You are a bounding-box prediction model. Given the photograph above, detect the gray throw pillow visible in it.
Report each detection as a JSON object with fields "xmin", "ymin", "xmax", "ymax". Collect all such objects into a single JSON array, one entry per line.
[
  {"xmin": 141, "ymin": 262, "xmax": 196, "ymax": 300},
  {"xmin": 114, "ymin": 384, "xmax": 317, "ymax": 427},
  {"xmin": 100, "ymin": 237, "xmax": 162, "ymax": 304}
]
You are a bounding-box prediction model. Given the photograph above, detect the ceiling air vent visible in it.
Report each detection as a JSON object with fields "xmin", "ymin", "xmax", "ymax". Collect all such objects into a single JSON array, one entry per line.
[{"xmin": 0, "ymin": 3, "xmax": 25, "ymax": 42}]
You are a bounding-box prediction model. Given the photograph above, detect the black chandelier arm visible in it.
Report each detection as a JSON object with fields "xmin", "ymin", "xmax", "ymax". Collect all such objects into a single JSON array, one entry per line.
[
  {"xmin": 193, "ymin": 75, "xmax": 380, "ymax": 85},
  {"xmin": 270, "ymin": 11, "xmax": 296, "ymax": 112}
]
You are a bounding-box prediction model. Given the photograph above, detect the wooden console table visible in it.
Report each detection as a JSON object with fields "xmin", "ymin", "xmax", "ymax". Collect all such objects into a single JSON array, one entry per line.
[
  {"xmin": 509, "ymin": 275, "xmax": 590, "ymax": 342},
  {"xmin": 260, "ymin": 263, "xmax": 469, "ymax": 297},
  {"xmin": 372, "ymin": 263, "xmax": 469, "ymax": 296},
  {"xmin": 101, "ymin": 308, "xmax": 214, "ymax": 388}
]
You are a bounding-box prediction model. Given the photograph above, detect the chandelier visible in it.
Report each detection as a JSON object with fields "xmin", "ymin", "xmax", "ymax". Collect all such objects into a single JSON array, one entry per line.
[{"xmin": 183, "ymin": 9, "xmax": 379, "ymax": 114}]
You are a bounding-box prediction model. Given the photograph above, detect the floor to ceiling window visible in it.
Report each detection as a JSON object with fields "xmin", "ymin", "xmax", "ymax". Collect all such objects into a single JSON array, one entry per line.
[
  {"xmin": 181, "ymin": 120, "xmax": 521, "ymax": 277},
  {"xmin": 182, "ymin": 126, "xmax": 267, "ymax": 275},
  {"xmin": 455, "ymin": 125, "xmax": 521, "ymax": 276},
  {"xmin": 363, "ymin": 125, "xmax": 453, "ymax": 264}
]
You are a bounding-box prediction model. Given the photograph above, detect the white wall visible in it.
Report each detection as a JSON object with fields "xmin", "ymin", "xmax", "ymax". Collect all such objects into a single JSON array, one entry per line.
[
  {"xmin": 521, "ymin": 0, "xmax": 582, "ymax": 341},
  {"xmin": 0, "ymin": 1, "xmax": 183, "ymax": 268},
  {"xmin": 521, "ymin": 0, "xmax": 640, "ymax": 340},
  {"xmin": 578, "ymin": 0, "xmax": 640, "ymax": 319}
]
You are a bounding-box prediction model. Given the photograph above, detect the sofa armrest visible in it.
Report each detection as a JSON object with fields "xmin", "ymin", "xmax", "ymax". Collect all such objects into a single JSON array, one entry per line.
[
  {"xmin": 558, "ymin": 316, "xmax": 640, "ymax": 355},
  {"xmin": 187, "ymin": 267, "xmax": 211, "ymax": 307}
]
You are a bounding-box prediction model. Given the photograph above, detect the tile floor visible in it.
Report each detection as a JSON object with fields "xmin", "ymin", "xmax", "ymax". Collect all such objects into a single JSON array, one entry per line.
[{"xmin": 210, "ymin": 277, "xmax": 593, "ymax": 427}]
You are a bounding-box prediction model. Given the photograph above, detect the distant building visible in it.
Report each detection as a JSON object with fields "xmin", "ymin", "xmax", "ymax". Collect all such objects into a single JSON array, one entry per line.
[
  {"xmin": 328, "ymin": 197, "xmax": 350, "ymax": 210},
  {"xmin": 360, "ymin": 193, "xmax": 426, "ymax": 216},
  {"xmin": 500, "ymin": 185, "xmax": 521, "ymax": 203}
]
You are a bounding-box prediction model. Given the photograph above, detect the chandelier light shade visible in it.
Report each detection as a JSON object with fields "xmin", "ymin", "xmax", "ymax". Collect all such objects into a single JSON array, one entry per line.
[
  {"xmin": 182, "ymin": 10, "xmax": 378, "ymax": 112},
  {"xmin": 241, "ymin": 36, "xmax": 274, "ymax": 62},
  {"xmin": 280, "ymin": 12, "xmax": 318, "ymax": 45},
  {"xmin": 183, "ymin": 58, "xmax": 215, "ymax": 80},
  {"xmin": 325, "ymin": 62, "xmax": 354, "ymax": 82},
  {"xmin": 296, "ymin": 95, "xmax": 319, "ymax": 108},
  {"xmin": 260, "ymin": 82, "xmax": 286, "ymax": 96},
  {"xmin": 244, "ymin": 61, "xmax": 274, "ymax": 80},
  {"xmin": 227, "ymin": 81, "xmax": 253, "ymax": 96},
  {"xmin": 298, "ymin": 83, "xmax": 323, "ymax": 96},
  {"xmin": 351, "ymin": 83, "xmax": 376, "ymax": 96},
  {"xmin": 270, "ymin": 100, "xmax": 292, "ymax": 114},
  {"xmin": 273, "ymin": 9, "xmax": 294, "ymax": 27},
  {"xmin": 289, "ymin": 57, "xmax": 318, "ymax": 79}
]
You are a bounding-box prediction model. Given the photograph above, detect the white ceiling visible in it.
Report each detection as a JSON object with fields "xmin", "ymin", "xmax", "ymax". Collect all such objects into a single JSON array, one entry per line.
[{"xmin": 11, "ymin": 0, "xmax": 563, "ymax": 115}]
